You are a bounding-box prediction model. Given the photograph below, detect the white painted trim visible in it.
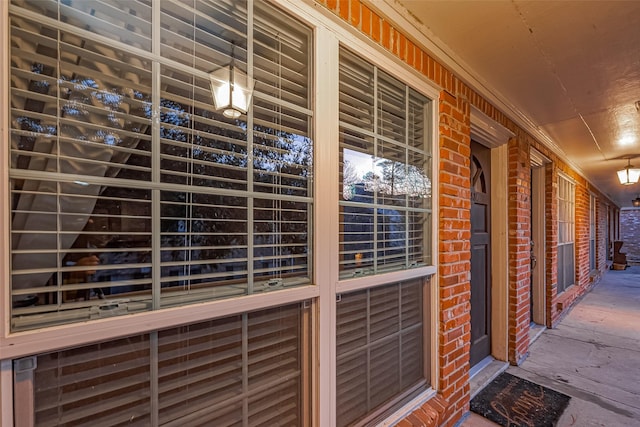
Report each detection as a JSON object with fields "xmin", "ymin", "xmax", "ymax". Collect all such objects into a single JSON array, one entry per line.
[
  {"xmin": 379, "ymin": 388, "xmax": 436, "ymax": 426},
  {"xmin": 531, "ymin": 166, "xmax": 547, "ymax": 325},
  {"xmin": 1, "ymin": 0, "xmax": 10, "ymax": 347},
  {"xmin": 313, "ymin": 24, "xmax": 340, "ymax": 427},
  {"xmin": 0, "ymin": 360, "xmax": 12, "ymax": 426},
  {"xmin": 0, "ymin": 286, "xmax": 319, "ymax": 359},
  {"xmin": 336, "ymin": 266, "xmax": 437, "ymax": 294},
  {"xmin": 0, "ymin": 2, "xmax": 13, "ymax": 422},
  {"xmin": 490, "ymin": 144, "xmax": 509, "ymax": 362},
  {"xmin": 429, "ymin": 93, "xmax": 441, "ymax": 392},
  {"xmin": 530, "ymin": 147, "xmax": 551, "ymax": 167},
  {"xmin": 558, "ymin": 169, "xmax": 577, "ymax": 184},
  {"xmin": 470, "ymin": 105, "xmax": 514, "ymax": 149}
]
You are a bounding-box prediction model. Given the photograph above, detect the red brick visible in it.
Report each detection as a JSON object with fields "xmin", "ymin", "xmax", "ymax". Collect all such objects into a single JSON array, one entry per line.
[
  {"xmin": 361, "ymin": 4, "xmax": 371, "ymax": 34},
  {"xmin": 338, "ymin": 0, "xmax": 349, "ymax": 20},
  {"xmin": 350, "ymin": 0, "xmax": 360, "ymax": 27},
  {"xmin": 382, "ymin": 20, "xmax": 391, "ymax": 49},
  {"xmin": 371, "ymin": 12, "xmax": 381, "ymax": 42}
]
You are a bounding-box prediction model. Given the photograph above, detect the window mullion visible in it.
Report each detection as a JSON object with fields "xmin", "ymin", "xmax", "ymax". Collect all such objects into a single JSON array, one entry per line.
[
  {"xmin": 242, "ymin": 312, "xmax": 250, "ymax": 427},
  {"xmin": 398, "ymin": 283, "xmax": 403, "ymax": 386},
  {"xmin": 373, "ymin": 66, "xmax": 379, "ymax": 275},
  {"xmin": 150, "ymin": 331, "xmax": 159, "ymax": 426},
  {"xmin": 366, "ymin": 289, "xmax": 372, "ymax": 412},
  {"xmin": 247, "ymin": 0, "xmax": 255, "ymax": 295},
  {"xmin": 405, "ymin": 86, "xmax": 410, "ymax": 268},
  {"xmin": 152, "ymin": 0, "xmax": 162, "ymax": 310}
]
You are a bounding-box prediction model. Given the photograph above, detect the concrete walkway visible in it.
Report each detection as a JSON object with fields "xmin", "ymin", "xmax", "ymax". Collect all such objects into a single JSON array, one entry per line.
[{"xmin": 461, "ymin": 266, "xmax": 640, "ymax": 427}]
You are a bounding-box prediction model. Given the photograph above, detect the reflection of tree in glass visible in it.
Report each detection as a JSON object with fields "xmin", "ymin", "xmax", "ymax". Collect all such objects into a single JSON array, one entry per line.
[
  {"xmin": 155, "ymin": 98, "xmax": 311, "ymax": 284},
  {"xmin": 253, "ymin": 123, "xmax": 312, "ymax": 195},
  {"xmin": 342, "ymin": 159, "xmax": 359, "ymax": 200},
  {"xmin": 362, "ymin": 159, "xmax": 430, "ymax": 198}
]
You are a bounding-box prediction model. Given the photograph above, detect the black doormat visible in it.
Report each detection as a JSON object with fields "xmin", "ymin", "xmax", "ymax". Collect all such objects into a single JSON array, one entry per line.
[{"xmin": 470, "ymin": 372, "xmax": 571, "ymax": 427}]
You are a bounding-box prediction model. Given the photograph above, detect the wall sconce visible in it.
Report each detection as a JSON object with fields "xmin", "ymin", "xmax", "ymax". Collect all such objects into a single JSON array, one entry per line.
[
  {"xmin": 617, "ymin": 158, "xmax": 640, "ymax": 185},
  {"xmin": 209, "ymin": 44, "xmax": 254, "ymax": 119},
  {"xmin": 633, "ymin": 196, "xmax": 640, "ymax": 207}
]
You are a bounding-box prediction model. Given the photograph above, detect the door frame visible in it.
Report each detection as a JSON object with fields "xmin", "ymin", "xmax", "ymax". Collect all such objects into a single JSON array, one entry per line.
[
  {"xmin": 471, "ymin": 106, "xmax": 513, "ymax": 363},
  {"xmin": 530, "ymin": 149, "xmax": 549, "ymax": 325}
]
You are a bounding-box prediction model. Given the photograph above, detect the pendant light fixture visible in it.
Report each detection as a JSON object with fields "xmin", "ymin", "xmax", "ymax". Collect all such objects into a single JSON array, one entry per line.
[
  {"xmin": 617, "ymin": 158, "xmax": 640, "ymax": 185},
  {"xmin": 209, "ymin": 42, "xmax": 255, "ymax": 119}
]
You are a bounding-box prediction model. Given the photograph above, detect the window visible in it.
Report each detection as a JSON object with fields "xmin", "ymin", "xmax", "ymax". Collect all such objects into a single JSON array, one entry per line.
[
  {"xmin": 557, "ymin": 174, "xmax": 575, "ymax": 292},
  {"xmin": 9, "ymin": 0, "xmax": 313, "ymax": 331},
  {"xmin": 336, "ymin": 47, "xmax": 435, "ymax": 425},
  {"xmin": 17, "ymin": 301, "xmax": 310, "ymax": 426},
  {"xmin": 338, "ymin": 48, "xmax": 433, "ymax": 279}
]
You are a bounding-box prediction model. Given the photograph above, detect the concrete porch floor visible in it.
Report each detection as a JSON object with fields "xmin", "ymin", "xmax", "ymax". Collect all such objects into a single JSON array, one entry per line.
[{"xmin": 460, "ymin": 265, "xmax": 640, "ymax": 427}]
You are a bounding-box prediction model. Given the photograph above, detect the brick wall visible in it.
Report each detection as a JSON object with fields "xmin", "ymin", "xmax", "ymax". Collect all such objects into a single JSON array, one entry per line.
[
  {"xmin": 620, "ymin": 208, "xmax": 640, "ymax": 263},
  {"xmin": 507, "ymin": 138, "xmax": 531, "ymax": 364},
  {"xmin": 314, "ymin": 0, "xmax": 616, "ymax": 425},
  {"xmin": 438, "ymin": 88, "xmax": 472, "ymax": 426},
  {"xmin": 575, "ymin": 185, "xmax": 590, "ymax": 288},
  {"xmin": 544, "ymin": 164, "xmax": 559, "ymax": 326}
]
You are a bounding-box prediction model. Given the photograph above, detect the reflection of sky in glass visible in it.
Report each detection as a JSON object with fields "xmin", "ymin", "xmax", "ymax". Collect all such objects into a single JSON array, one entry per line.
[
  {"xmin": 346, "ymin": 149, "xmax": 380, "ymax": 179},
  {"xmin": 343, "ymin": 148, "xmax": 430, "ymax": 199}
]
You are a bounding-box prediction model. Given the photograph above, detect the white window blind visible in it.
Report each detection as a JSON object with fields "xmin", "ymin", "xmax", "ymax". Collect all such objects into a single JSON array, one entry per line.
[
  {"xmin": 336, "ymin": 278, "xmax": 428, "ymax": 427},
  {"xmin": 9, "ymin": 0, "xmax": 313, "ymax": 331},
  {"xmin": 338, "ymin": 48, "xmax": 432, "ymax": 279},
  {"xmin": 25, "ymin": 302, "xmax": 308, "ymax": 426}
]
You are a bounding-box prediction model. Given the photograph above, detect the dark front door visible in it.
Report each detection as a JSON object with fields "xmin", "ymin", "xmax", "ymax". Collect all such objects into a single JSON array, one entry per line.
[{"xmin": 470, "ymin": 141, "xmax": 491, "ymax": 367}]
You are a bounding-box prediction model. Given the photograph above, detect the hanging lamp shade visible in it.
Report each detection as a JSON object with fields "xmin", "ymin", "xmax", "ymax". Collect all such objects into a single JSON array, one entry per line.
[
  {"xmin": 209, "ymin": 64, "xmax": 254, "ymax": 119},
  {"xmin": 617, "ymin": 158, "xmax": 640, "ymax": 185}
]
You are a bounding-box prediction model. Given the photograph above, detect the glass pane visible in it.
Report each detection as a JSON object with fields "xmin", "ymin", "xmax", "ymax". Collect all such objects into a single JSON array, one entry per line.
[
  {"xmin": 336, "ymin": 279, "xmax": 427, "ymax": 427},
  {"xmin": 378, "ymin": 71, "xmax": 406, "ymax": 141},
  {"xmin": 10, "ymin": 14, "xmax": 153, "ymax": 180},
  {"xmin": 11, "ymin": 180, "xmax": 153, "ymax": 331},
  {"xmin": 160, "ymin": 65, "xmax": 249, "ymax": 189},
  {"xmin": 27, "ymin": 302, "xmax": 308, "ymax": 426},
  {"xmin": 253, "ymin": 102, "xmax": 312, "ymax": 198},
  {"xmin": 254, "ymin": 1, "xmax": 311, "ymax": 110},
  {"xmin": 160, "ymin": 0, "xmax": 248, "ymax": 71},
  {"xmin": 338, "ymin": 48, "xmax": 432, "ymax": 278},
  {"xmin": 159, "ymin": 191, "xmax": 249, "ymax": 306},
  {"xmin": 33, "ymin": 335, "xmax": 152, "ymax": 426},
  {"xmin": 10, "ymin": 1, "xmax": 313, "ymax": 331}
]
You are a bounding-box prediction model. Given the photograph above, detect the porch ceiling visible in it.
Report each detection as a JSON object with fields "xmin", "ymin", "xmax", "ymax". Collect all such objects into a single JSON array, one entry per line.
[{"xmin": 396, "ymin": 0, "xmax": 640, "ymax": 207}]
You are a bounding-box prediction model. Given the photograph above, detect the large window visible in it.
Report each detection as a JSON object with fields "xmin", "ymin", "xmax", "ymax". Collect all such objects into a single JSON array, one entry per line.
[
  {"xmin": 338, "ymin": 48, "xmax": 433, "ymax": 279},
  {"xmin": 557, "ymin": 174, "xmax": 575, "ymax": 292},
  {"xmin": 336, "ymin": 47, "xmax": 434, "ymax": 425},
  {"xmin": 9, "ymin": 0, "xmax": 312, "ymax": 331}
]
